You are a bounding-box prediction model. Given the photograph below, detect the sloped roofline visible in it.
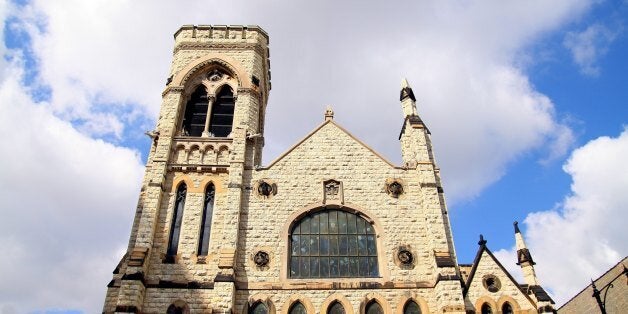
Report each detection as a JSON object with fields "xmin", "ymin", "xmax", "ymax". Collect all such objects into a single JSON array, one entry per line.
[
  {"xmin": 463, "ymin": 242, "xmax": 537, "ymax": 307},
  {"xmin": 260, "ymin": 119, "xmax": 398, "ymax": 169}
]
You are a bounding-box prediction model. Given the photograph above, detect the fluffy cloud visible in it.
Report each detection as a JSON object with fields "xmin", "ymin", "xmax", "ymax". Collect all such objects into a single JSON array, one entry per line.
[
  {"xmin": 495, "ymin": 128, "xmax": 628, "ymax": 304},
  {"xmin": 0, "ymin": 5, "xmax": 144, "ymax": 312},
  {"xmin": 12, "ymin": 0, "xmax": 594, "ymax": 202},
  {"xmin": 564, "ymin": 23, "xmax": 619, "ymax": 76}
]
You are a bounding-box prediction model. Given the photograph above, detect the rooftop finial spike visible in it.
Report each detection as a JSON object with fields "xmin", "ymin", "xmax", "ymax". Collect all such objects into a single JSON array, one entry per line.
[
  {"xmin": 400, "ymin": 78, "xmax": 416, "ymax": 103},
  {"xmin": 514, "ymin": 221, "xmax": 521, "ymax": 233},
  {"xmin": 478, "ymin": 234, "xmax": 487, "ymax": 246},
  {"xmin": 324, "ymin": 106, "xmax": 334, "ymax": 121},
  {"xmin": 401, "ymin": 78, "xmax": 410, "ymax": 88}
]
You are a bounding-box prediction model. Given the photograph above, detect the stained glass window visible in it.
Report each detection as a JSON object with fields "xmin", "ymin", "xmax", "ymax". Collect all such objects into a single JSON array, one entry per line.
[
  {"xmin": 167, "ymin": 184, "xmax": 187, "ymax": 256},
  {"xmin": 403, "ymin": 300, "xmax": 421, "ymax": 314},
  {"xmin": 197, "ymin": 183, "xmax": 215, "ymax": 256},
  {"xmin": 289, "ymin": 209, "xmax": 378, "ymax": 278}
]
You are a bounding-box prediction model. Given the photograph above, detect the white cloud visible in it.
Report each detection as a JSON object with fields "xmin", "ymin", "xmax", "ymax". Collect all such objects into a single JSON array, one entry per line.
[
  {"xmin": 494, "ymin": 128, "xmax": 628, "ymax": 305},
  {"xmin": 0, "ymin": 23, "xmax": 145, "ymax": 314},
  {"xmin": 564, "ymin": 23, "xmax": 619, "ymax": 76}
]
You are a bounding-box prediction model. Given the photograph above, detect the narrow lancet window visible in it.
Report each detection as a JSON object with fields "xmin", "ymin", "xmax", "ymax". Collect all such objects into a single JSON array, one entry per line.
[
  {"xmin": 365, "ymin": 301, "xmax": 383, "ymax": 314},
  {"xmin": 182, "ymin": 86, "xmax": 209, "ymax": 137},
  {"xmin": 197, "ymin": 183, "xmax": 215, "ymax": 256},
  {"xmin": 327, "ymin": 302, "xmax": 345, "ymax": 314},
  {"xmin": 249, "ymin": 302, "xmax": 269, "ymax": 314},
  {"xmin": 167, "ymin": 184, "xmax": 187, "ymax": 256},
  {"xmin": 289, "ymin": 302, "xmax": 306, "ymax": 314},
  {"xmin": 209, "ymin": 86, "xmax": 235, "ymax": 137}
]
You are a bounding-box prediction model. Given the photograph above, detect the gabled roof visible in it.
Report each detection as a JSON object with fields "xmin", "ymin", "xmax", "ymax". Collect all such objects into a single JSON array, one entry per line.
[
  {"xmin": 261, "ymin": 119, "xmax": 398, "ymax": 169},
  {"xmin": 463, "ymin": 237, "xmax": 537, "ymax": 306}
]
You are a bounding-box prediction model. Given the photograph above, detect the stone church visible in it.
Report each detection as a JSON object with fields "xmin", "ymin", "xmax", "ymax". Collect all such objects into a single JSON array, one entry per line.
[{"xmin": 103, "ymin": 25, "xmax": 557, "ymax": 314}]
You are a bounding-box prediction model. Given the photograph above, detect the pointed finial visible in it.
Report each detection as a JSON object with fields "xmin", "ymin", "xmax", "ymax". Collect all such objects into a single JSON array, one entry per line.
[
  {"xmin": 324, "ymin": 106, "xmax": 334, "ymax": 121},
  {"xmin": 514, "ymin": 221, "xmax": 521, "ymax": 234},
  {"xmin": 400, "ymin": 78, "xmax": 416, "ymax": 102},
  {"xmin": 478, "ymin": 234, "xmax": 487, "ymax": 246}
]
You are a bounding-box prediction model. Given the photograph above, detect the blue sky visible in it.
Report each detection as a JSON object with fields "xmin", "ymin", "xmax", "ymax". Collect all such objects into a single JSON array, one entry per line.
[{"xmin": 0, "ymin": 0, "xmax": 626, "ymax": 313}]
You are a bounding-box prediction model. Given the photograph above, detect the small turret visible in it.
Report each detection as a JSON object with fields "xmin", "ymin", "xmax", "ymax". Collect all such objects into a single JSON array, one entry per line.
[
  {"xmin": 400, "ymin": 78, "xmax": 418, "ymax": 117},
  {"xmin": 514, "ymin": 221, "xmax": 539, "ymax": 285}
]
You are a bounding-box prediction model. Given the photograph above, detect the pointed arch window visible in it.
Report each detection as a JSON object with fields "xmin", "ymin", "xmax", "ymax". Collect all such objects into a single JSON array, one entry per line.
[
  {"xmin": 327, "ymin": 302, "xmax": 345, "ymax": 314},
  {"xmin": 248, "ymin": 302, "xmax": 269, "ymax": 314},
  {"xmin": 403, "ymin": 300, "xmax": 421, "ymax": 314},
  {"xmin": 197, "ymin": 183, "xmax": 215, "ymax": 256},
  {"xmin": 481, "ymin": 303, "xmax": 492, "ymax": 314},
  {"xmin": 501, "ymin": 303, "xmax": 513, "ymax": 314},
  {"xmin": 289, "ymin": 209, "xmax": 378, "ymax": 278},
  {"xmin": 288, "ymin": 302, "xmax": 306, "ymax": 314},
  {"xmin": 209, "ymin": 85, "xmax": 235, "ymax": 137},
  {"xmin": 167, "ymin": 184, "xmax": 187, "ymax": 256},
  {"xmin": 365, "ymin": 301, "xmax": 383, "ymax": 314},
  {"xmin": 182, "ymin": 86, "xmax": 209, "ymax": 137}
]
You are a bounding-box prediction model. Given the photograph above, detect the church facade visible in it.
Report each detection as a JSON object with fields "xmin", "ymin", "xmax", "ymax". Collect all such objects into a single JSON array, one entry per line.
[{"xmin": 103, "ymin": 25, "xmax": 556, "ymax": 314}]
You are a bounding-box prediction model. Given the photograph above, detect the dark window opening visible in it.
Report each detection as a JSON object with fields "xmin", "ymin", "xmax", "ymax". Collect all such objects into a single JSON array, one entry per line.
[
  {"xmin": 209, "ymin": 86, "xmax": 235, "ymax": 137},
  {"xmin": 289, "ymin": 209, "xmax": 378, "ymax": 278},
  {"xmin": 197, "ymin": 183, "xmax": 215, "ymax": 256},
  {"xmin": 167, "ymin": 304, "xmax": 186, "ymax": 314},
  {"xmin": 289, "ymin": 302, "xmax": 306, "ymax": 314},
  {"xmin": 502, "ymin": 303, "xmax": 513, "ymax": 314},
  {"xmin": 249, "ymin": 302, "xmax": 269, "ymax": 314},
  {"xmin": 365, "ymin": 301, "xmax": 383, "ymax": 314},
  {"xmin": 167, "ymin": 184, "xmax": 187, "ymax": 256},
  {"xmin": 182, "ymin": 86, "xmax": 209, "ymax": 137},
  {"xmin": 327, "ymin": 301, "xmax": 345, "ymax": 314},
  {"xmin": 403, "ymin": 301, "xmax": 421, "ymax": 314},
  {"xmin": 481, "ymin": 303, "xmax": 492, "ymax": 314}
]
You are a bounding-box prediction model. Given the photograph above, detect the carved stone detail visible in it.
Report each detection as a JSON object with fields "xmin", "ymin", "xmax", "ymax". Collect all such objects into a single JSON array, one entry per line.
[
  {"xmin": 323, "ymin": 179, "xmax": 344, "ymax": 205},
  {"xmin": 398, "ymin": 249, "xmax": 413, "ymax": 265},
  {"xmin": 386, "ymin": 179, "xmax": 404, "ymax": 198},
  {"xmin": 253, "ymin": 251, "xmax": 269, "ymax": 267}
]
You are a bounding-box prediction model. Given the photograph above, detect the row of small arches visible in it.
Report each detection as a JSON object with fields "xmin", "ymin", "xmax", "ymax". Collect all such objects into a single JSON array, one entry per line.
[
  {"xmin": 173, "ymin": 144, "xmax": 230, "ymax": 165},
  {"xmin": 246, "ymin": 296, "xmax": 426, "ymax": 314},
  {"xmin": 480, "ymin": 302, "xmax": 514, "ymax": 314}
]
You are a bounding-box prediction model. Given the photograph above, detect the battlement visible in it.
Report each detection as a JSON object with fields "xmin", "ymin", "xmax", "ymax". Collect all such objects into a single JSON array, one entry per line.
[{"xmin": 174, "ymin": 24, "xmax": 269, "ymax": 45}]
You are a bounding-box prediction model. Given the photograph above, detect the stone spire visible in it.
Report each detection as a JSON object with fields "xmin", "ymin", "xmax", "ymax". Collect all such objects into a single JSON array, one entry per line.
[
  {"xmin": 400, "ymin": 78, "xmax": 418, "ymax": 117},
  {"xmin": 514, "ymin": 221, "xmax": 539, "ymax": 285}
]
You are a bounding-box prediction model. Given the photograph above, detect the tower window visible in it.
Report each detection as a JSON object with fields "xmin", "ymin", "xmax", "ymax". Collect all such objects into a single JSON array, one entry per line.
[
  {"xmin": 197, "ymin": 183, "xmax": 215, "ymax": 256},
  {"xmin": 182, "ymin": 86, "xmax": 209, "ymax": 137},
  {"xmin": 289, "ymin": 209, "xmax": 378, "ymax": 278},
  {"xmin": 403, "ymin": 300, "xmax": 421, "ymax": 314},
  {"xmin": 209, "ymin": 86, "xmax": 235, "ymax": 137},
  {"xmin": 167, "ymin": 184, "xmax": 187, "ymax": 257}
]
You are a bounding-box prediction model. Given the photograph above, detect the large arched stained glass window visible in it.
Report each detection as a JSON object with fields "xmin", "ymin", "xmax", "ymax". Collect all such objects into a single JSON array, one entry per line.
[
  {"xmin": 167, "ymin": 183, "xmax": 187, "ymax": 256},
  {"xmin": 197, "ymin": 183, "xmax": 215, "ymax": 256},
  {"xmin": 289, "ymin": 209, "xmax": 378, "ymax": 278}
]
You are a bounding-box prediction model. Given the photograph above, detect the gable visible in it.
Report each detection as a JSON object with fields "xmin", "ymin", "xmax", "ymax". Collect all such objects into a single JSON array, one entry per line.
[
  {"xmin": 465, "ymin": 249, "xmax": 536, "ymax": 312},
  {"xmin": 264, "ymin": 120, "xmax": 396, "ymax": 170}
]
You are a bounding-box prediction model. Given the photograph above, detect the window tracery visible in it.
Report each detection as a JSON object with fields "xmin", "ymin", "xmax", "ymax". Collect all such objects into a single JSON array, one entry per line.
[
  {"xmin": 197, "ymin": 183, "xmax": 215, "ymax": 256},
  {"xmin": 289, "ymin": 209, "xmax": 378, "ymax": 278},
  {"xmin": 167, "ymin": 183, "xmax": 187, "ymax": 257}
]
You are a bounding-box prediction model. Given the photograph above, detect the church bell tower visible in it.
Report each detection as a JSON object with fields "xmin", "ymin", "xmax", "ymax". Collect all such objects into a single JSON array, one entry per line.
[{"xmin": 103, "ymin": 25, "xmax": 270, "ymax": 313}]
